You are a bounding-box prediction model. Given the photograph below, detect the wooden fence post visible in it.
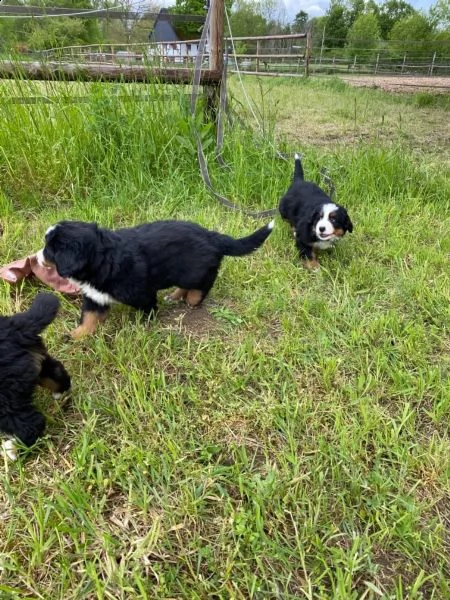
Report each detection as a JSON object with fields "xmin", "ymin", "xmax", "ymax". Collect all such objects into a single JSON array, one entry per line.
[
  {"xmin": 305, "ymin": 31, "xmax": 311, "ymax": 77},
  {"xmin": 374, "ymin": 53, "xmax": 379, "ymax": 75},
  {"xmin": 256, "ymin": 40, "xmax": 260, "ymax": 72},
  {"xmin": 319, "ymin": 26, "xmax": 325, "ymax": 64},
  {"xmin": 401, "ymin": 52, "xmax": 406, "ymax": 74},
  {"xmin": 205, "ymin": 0, "xmax": 224, "ymax": 123},
  {"xmin": 429, "ymin": 52, "xmax": 436, "ymax": 76}
]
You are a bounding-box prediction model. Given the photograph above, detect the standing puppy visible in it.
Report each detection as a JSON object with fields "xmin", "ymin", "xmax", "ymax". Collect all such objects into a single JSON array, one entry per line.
[
  {"xmin": 37, "ymin": 219, "xmax": 274, "ymax": 339},
  {"xmin": 0, "ymin": 293, "xmax": 71, "ymax": 460},
  {"xmin": 279, "ymin": 154, "xmax": 353, "ymax": 269}
]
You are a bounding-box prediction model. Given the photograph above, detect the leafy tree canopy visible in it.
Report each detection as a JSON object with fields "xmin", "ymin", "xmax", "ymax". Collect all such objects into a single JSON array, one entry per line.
[
  {"xmin": 378, "ymin": 0, "xmax": 416, "ymax": 38},
  {"xmin": 429, "ymin": 0, "xmax": 450, "ymax": 29},
  {"xmin": 324, "ymin": 1, "xmax": 350, "ymax": 47},
  {"xmin": 292, "ymin": 10, "xmax": 308, "ymax": 33},
  {"xmin": 389, "ymin": 13, "xmax": 434, "ymax": 56},
  {"xmin": 347, "ymin": 12, "xmax": 381, "ymax": 57}
]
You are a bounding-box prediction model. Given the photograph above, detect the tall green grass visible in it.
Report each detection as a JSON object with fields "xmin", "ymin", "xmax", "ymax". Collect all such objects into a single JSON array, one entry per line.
[{"xmin": 0, "ymin": 74, "xmax": 449, "ymax": 599}]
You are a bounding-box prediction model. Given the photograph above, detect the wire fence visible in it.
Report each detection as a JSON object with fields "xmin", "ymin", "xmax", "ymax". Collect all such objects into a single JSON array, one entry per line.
[
  {"xmin": 311, "ymin": 50, "xmax": 450, "ymax": 77},
  {"xmin": 1, "ymin": 39, "xmax": 450, "ymax": 80}
]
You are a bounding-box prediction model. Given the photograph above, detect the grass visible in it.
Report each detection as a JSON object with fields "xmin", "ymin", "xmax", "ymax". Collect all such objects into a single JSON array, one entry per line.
[
  {"xmin": 229, "ymin": 76, "xmax": 450, "ymax": 166},
  {"xmin": 0, "ymin": 74, "xmax": 449, "ymax": 598}
]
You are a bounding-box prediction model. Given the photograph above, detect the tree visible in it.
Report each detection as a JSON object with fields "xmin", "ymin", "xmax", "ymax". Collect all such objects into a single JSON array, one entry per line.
[
  {"xmin": 389, "ymin": 13, "xmax": 433, "ymax": 58},
  {"xmin": 45, "ymin": 0, "xmax": 101, "ymax": 44},
  {"xmin": 257, "ymin": 0, "xmax": 287, "ymax": 25},
  {"xmin": 26, "ymin": 18, "xmax": 88, "ymax": 50},
  {"xmin": 432, "ymin": 27, "xmax": 450, "ymax": 58},
  {"xmin": 112, "ymin": 0, "xmax": 157, "ymax": 44},
  {"xmin": 324, "ymin": 1, "xmax": 350, "ymax": 48},
  {"xmin": 348, "ymin": 0, "xmax": 365, "ymax": 27},
  {"xmin": 228, "ymin": 0, "xmax": 268, "ymax": 38},
  {"xmin": 430, "ymin": 0, "xmax": 450, "ymax": 29},
  {"xmin": 347, "ymin": 13, "xmax": 381, "ymax": 58},
  {"xmin": 308, "ymin": 15, "xmax": 328, "ymax": 52},
  {"xmin": 170, "ymin": 0, "xmax": 233, "ymax": 37},
  {"xmin": 378, "ymin": 0, "xmax": 416, "ymax": 39},
  {"xmin": 292, "ymin": 10, "xmax": 308, "ymax": 33},
  {"xmin": 0, "ymin": 0, "xmax": 102, "ymax": 50}
]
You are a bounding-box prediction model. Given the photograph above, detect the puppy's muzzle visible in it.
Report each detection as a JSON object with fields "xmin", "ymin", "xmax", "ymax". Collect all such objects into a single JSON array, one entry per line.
[{"xmin": 36, "ymin": 249, "xmax": 52, "ymax": 268}]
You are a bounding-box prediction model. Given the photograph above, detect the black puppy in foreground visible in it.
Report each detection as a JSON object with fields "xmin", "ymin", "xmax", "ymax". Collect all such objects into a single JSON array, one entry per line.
[
  {"xmin": 37, "ymin": 219, "xmax": 274, "ymax": 338},
  {"xmin": 279, "ymin": 154, "xmax": 353, "ymax": 269},
  {"xmin": 0, "ymin": 293, "xmax": 71, "ymax": 460}
]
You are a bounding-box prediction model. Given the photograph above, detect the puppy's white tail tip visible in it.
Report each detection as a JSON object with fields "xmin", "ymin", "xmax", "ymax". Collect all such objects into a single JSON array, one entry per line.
[
  {"xmin": 268, "ymin": 220, "xmax": 275, "ymax": 230},
  {"xmin": 294, "ymin": 153, "xmax": 300, "ymax": 160}
]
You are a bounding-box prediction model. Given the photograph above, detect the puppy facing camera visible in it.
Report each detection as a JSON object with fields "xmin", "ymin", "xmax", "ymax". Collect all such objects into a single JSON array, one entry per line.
[{"xmin": 279, "ymin": 154, "xmax": 353, "ymax": 270}]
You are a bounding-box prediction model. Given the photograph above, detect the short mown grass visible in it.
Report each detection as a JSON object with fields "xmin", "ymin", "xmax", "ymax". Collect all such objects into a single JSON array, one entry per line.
[{"xmin": 0, "ymin": 74, "xmax": 449, "ymax": 599}]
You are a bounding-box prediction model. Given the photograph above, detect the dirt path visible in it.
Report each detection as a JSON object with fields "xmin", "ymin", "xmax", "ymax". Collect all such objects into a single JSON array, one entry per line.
[{"xmin": 339, "ymin": 76, "xmax": 450, "ymax": 94}]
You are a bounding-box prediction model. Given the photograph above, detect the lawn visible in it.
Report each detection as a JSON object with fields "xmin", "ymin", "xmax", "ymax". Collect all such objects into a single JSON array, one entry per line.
[{"xmin": 0, "ymin": 75, "xmax": 449, "ymax": 599}]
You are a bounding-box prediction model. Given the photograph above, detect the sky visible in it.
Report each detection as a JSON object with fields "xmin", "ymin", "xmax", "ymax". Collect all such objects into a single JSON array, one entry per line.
[
  {"xmin": 281, "ymin": 0, "xmax": 434, "ymax": 20},
  {"xmin": 159, "ymin": 0, "xmax": 435, "ymax": 22}
]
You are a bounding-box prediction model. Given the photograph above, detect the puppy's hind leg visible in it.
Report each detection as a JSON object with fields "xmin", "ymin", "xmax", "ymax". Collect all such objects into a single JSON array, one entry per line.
[{"xmin": 186, "ymin": 267, "xmax": 219, "ymax": 308}]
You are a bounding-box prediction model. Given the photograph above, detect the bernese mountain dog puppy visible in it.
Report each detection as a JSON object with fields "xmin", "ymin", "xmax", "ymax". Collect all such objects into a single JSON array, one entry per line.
[
  {"xmin": 279, "ymin": 154, "xmax": 353, "ymax": 270},
  {"xmin": 0, "ymin": 293, "xmax": 71, "ymax": 460},
  {"xmin": 37, "ymin": 219, "xmax": 274, "ymax": 339}
]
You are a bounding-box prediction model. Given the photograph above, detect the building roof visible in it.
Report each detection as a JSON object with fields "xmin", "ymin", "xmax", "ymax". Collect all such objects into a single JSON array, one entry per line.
[{"xmin": 149, "ymin": 9, "xmax": 179, "ymax": 43}]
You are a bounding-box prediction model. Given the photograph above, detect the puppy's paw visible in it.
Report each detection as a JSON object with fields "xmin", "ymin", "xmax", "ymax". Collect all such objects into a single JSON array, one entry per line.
[
  {"xmin": 52, "ymin": 389, "xmax": 72, "ymax": 410},
  {"xmin": 70, "ymin": 325, "xmax": 90, "ymax": 340},
  {"xmin": 304, "ymin": 259, "xmax": 320, "ymax": 272},
  {"xmin": 164, "ymin": 288, "xmax": 187, "ymax": 303},
  {"xmin": 2, "ymin": 439, "xmax": 18, "ymax": 461}
]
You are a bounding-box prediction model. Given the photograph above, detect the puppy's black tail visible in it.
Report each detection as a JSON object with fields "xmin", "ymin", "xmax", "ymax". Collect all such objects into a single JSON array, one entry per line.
[
  {"xmin": 12, "ymin": 293, "xmax": 60, "ymax": 336},
  {"xmin": 216, "ymin": 221, "xmax": 274, "ymax": 257},
  {"xmin": 294, "ymin": 153, "xmax": 304, "ymax": 181}
]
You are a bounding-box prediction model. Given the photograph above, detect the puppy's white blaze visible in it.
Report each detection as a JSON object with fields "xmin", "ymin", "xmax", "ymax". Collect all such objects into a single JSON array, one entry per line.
[
  {"xmin": 45, "ymin": 224, "xmax": 57, "ymax": 236},
  {"xmin": 268, "ymin": 220, "xmax": 275, "ymax": 230},
  {"xmin": 52, "ymin": 392, "xmax": 62, "ymax": 400},
  {"xmin": 315, "ymin": 203, "xmax": 339, "ymax": 241},
  {"xmin": 2, "ymin": 439, "xmax": 17, "ymax": 461},
  {"xmin": 70, "ymin": 280, "xmax": 115, "ymax": 306}
]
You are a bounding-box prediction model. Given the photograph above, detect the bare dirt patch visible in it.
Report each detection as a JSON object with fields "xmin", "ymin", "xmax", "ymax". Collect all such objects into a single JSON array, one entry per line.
[
  {"xmin": 159, "ymin": 302, "xmax": 219, "ymax": 337},
  {"xmin": 340, "ymin": 76, "xmax": 450, "ymax": 94}
]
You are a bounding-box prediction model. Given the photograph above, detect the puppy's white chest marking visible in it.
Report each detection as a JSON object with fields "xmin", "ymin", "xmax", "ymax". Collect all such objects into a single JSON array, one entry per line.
[
  {"xmin": 70, "ymin": 280, "xmax": 115, "ymax": 306},
  {"xmin": 314, "ymin": 240, "xmax": 336, "ymax": 250}
]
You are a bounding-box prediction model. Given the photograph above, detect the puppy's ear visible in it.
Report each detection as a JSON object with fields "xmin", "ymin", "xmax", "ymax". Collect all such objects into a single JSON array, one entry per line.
[{"xmin": 54, "ymin": 247, "xmax": 85, "ymax": 278}]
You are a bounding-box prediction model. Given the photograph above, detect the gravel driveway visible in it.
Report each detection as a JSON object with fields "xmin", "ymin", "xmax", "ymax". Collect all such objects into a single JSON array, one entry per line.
[{"xmin": 339, "ymin": 76, "xmax": 450, "ymax": 93}]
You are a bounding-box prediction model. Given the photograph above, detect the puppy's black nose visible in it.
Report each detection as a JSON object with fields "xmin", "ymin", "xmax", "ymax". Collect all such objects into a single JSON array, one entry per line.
[{"xmin": 319, "ymin": 226, "xmax": 326, "ymax": 233}]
